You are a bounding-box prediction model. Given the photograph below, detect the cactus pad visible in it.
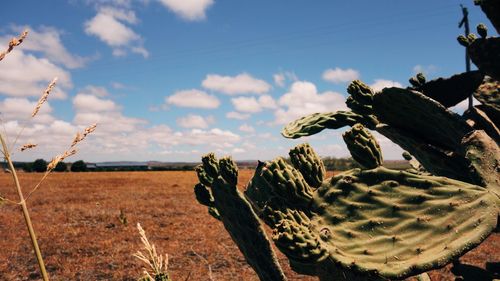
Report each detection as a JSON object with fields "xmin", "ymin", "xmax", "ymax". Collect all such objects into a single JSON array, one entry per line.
[
  {"xmin": 475, "ymin": 0, "xmax": 500, "ymax": 33},
  {"xmin": 373, "ymin": 87, "xmax": 473, "ymax": 150},
  {"xmin": 248, "ymin": 146, "xmax": 499, "ymax": 280},
  {"xmin": 468, "ymin": 37, "xmax": 500, "ymax": 81},
  {"xmin": 195, "ymin": 154, "xmax": 287, "ymax": 281},
  {"xmin": 282, "ymin": 111, "xmax": 378, "ymax": 139},
  {"xmin": 408, "ymin": 71, "xmax": 484, "ymax": 108},
  {"xmin": 474, "ymin": 76, "xmax": 500, "ymax": 121}
]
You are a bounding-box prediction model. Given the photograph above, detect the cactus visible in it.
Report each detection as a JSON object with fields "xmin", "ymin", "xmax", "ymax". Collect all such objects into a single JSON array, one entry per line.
[
  {"xmin": 408, "ymin": 71, "xmax": 484, "ymax": 108},
  {"xmin": 246, "ymin": 141, "xmax": 499, "ymax": 280},
  {"xmin": 194, "ymin": 2, "xmax": 500, "ymax": 280},
  {"xmin": 474, "ymin": 0, "xmax": 500, "ymax": 33},
  {"xmin": 194, "ymin": 154, "xmax": 287, "ymax": 281}
]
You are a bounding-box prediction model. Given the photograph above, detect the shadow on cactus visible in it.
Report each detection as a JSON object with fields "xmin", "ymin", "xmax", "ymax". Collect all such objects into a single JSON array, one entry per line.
[{"xmin": 194, "ymin": 2, "xmax": 499, "ymax": 280}]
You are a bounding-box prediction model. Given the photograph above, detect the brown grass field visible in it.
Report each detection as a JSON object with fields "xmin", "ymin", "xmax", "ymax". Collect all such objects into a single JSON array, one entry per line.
[{"xmin": 0, "ymin": 171, "xmax": 497, "ymax": 281}]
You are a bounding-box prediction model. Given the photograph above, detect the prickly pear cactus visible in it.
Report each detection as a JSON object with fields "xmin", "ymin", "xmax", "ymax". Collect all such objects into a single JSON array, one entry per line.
[
  {"xmin": 245, "ymin": 125, "xmax": 499, "ymax": 280},
  {"xmin": 193, "ymin": 2, "xmax": 500, "ymax": 280},
  {"xmin": 194, "ymin": 154, "xmax": 287, "ymax": 281}
]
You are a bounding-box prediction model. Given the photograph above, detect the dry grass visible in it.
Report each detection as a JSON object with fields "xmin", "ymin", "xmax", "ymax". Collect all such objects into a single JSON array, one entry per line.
[{"xmin": 0, "ymin": 171, "xmax": 497, "ymax": 281}]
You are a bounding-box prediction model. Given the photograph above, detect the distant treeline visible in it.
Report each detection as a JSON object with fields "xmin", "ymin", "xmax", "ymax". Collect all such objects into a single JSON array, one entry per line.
[{"xmin": 5, "ymin": 157, "xmax": 407, "ymax": 173}]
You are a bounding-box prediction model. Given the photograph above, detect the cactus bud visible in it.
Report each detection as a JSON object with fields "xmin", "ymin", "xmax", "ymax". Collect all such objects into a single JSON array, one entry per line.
[
  {"xmin": 289, "ymin": 143, "xmax": 326, "ymax": 188},
  {"xmin": 260, "ymin": 158, "xmax": 314, "ymax": 208},
  {"xmin": 201, "ymin": 153, "xmax": 219, "ymax": 178},
  {"xmin": 342, "ymin": 123, "xmax": 383, "ymax": 169},
  {"xmin": 457, "ymin": 35, "xmax": 470, "ymax": 47},
  {"xmin": 467, "ymin": 33, "xmax": 478, "ymax": 42},
  {"xmin": 195, "ymin": 164, "xmax": 213, "ymax": 186},
  {"xmin": 477, "ymin": 23, "xmax": 488, "ymax": 38},
  {"xmin": 220, "ymin": 156, "xmax": 238, "ymax": 186}
]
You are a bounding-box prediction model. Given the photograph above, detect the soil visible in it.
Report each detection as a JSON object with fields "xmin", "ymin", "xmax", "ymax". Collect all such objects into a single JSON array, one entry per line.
[{"xmin": 0, "ymin": 171, "xmax": 497, "ymax": 281}]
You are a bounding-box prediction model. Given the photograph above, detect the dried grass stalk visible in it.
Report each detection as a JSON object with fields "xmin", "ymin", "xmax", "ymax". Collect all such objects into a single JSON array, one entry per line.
[
  {"xmin": 20, "ymin": 143, "xmax": 37, "ymax": 152},
  {"xmin": 0, "ymin": 29, "xmax": 28, "ymax": 61},
  {"xmin": 71, "ymin": 123, "xmax": 97, "ymax": 147},
  {"xmin": 133, "ymin": 223, "xmax": 170, "ymax": 280},
  {"xmin": 32, "ymin": 78, "xmax": 57, "ymax": 117}
]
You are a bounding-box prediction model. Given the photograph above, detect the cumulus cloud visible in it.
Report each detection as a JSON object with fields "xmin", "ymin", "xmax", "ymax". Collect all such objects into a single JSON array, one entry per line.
[
  {"xmin": 158, "ymin": 0, "xmax": 214, "ymax": 21},
  {"xmin": 202, "ymin": 73, "xmax": 271, "ymax": 95},
  {"xmin": 322, "ymin": 67, "xmax": 360, "ymax": 84},
  {"xmin": 84, "ymin": 6, "xmax": 148, "ymax": 57},
  {"xmin": 274, "ymin": 81, "xmax": 347, "ymax": 124},
  {"xmin": 0, "ymin": 98, "xmax": 54, "ymax": 124},
  {"xmin": 370, "ymin": 79, "xmax": 403, "ymax": 92},
  {"xmin": 239, "ymin": 124, "xmax": 255, "ymax": 133},
  {"xmin": 73, "ymin": 94, "xmax": 119, "ymax": 112},
  {"xmin": 0, "ymin": 26, "xmax": 88, "ymax": 69},
  {"xmin": 231, "ymin": 95, "xmax": 277, "ymax": 113},
  {"xmin": 273, "ymin": 71, "xmax": 298, "ymax": 87},
  {"xmin": 0, "ymin": 50, "xmax": 72, "ymax": 99},
  {"xmin": 166, "ymin": 89, "xmax": 220, "ymax": 109},
  {"xmin": 226, "ymin": 111, "xmax": 250, "ymax": 120},
  {"xmin": 177, "ymin": 114, "xmax": 214, "ymax": 128},
  {"xmin": 413, "ymin": 64, "xmax": 438, "ymax": 75}
]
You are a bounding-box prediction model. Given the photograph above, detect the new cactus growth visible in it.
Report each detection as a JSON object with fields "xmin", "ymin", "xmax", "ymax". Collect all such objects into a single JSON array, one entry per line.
[
  {"xmin": 342, "ymin": 124, "xmax": 383, "ymax": 169},
  {"xmin": 195, "ymin": 154, "xmax": 287, "ymax": 281},
  {"xmin": 194, "ymin": 2, "xmax": 500, "ymax": 280}
]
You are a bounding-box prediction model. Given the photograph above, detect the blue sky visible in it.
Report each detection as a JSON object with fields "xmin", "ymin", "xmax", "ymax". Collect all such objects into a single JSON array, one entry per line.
[{"xmin": 0, "ymin": 0, "xmax": 491, "ymax": 162}]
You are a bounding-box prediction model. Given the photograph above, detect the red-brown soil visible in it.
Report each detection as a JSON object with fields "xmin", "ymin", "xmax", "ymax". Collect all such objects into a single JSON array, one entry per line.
[{"xmin": 0, "ymin": 171, "xmax": 497, "ymax": 280}]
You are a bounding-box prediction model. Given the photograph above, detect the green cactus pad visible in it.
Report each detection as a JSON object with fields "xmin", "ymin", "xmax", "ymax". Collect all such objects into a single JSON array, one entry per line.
[
  {"xmin": 463, "ymin": 106, "xmax": 500, "ymax": 143},
  {"xmin": 468, "ymin": 37, "xmax": 500, "ymax": 81},
  {"xmin": 373, "ymin": 87, "xmax": 472, "ymax": 151},
  {"xmin": 474, "ymin": 76, "xmax": 500, "ymax": 118},
  {"xmin": 342, "ymin": 124, "xmax": 383, "ymax": 169},
  {"xmin": 409, "ymin": 71, "xmax": 484, "ymax": 108},
  {"xmin": 195, "ymin": 155, "xmax": 287, "ymax": 281},
  {"xmin": 282, "ymin": 111, "xmax": 378, "ymax": 139},
  {"xmin": 259, "ymin": 165, "xmax": 499, "ymax": 280},
  {"xmin": 289, "ymin": 143, "xmax": 326, "ymax": 188}
]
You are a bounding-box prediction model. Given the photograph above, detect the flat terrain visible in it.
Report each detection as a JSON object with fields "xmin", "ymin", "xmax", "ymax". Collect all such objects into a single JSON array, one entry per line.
[{"xmin": 0, "ymin": 171, "xmax": 497, "ymax": 281}]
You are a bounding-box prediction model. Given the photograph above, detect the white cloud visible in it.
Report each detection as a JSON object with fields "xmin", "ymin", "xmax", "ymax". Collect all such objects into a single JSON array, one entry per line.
[
  {"xmin": 274, "ymin": 81, "xmax": 348, "ymax": 124},
  {"xmin": 0, "ymin": 26, "xmax": 88, "ymax": 69},
  {"xmin": 273, "ymin": 73, "xmax": 285, "ymax": 87},
  {"xmin": 239, "ymin": 124, "xmax": 255, "ymax": 133},
  {"xmin": 226, "ymin": 111, "xmax": 250, "ymax": 120},
  {"xmin": 177, "ymin": 114, "xmax": 214, "ymax": 128},
  {"xmin": 370, "ymin": 79, "xmax": 403, "ymax": 92},
  {"xmin": 274, "ymin": 71, "xmax": 298, "ymax": 87},
  {"xmin": 84, "ymin": 6, "xmax": 148, "ymax": 57},
  {"xmin": 0, "ymin": 98, "xmax": 54, "ymax": 124},
  {"xmin": 158, "ymin": 0, "xmax": 214, "ymax": 21},
  {"xmin": 202, "ymin": 73, "xmax": 271, "ymax": 95},
  {"xmin": 413, "ymin": 64, "xmax": 438, "ymax": 75},
  {"xmin": 73, "ymin": 94, "xmax": 119, "ymax": 112},
  {"xmin": 322, "ymin": 67, "xmax": 360, "ymax": 84},
  {"xmin": 166, "ymin": 89, "xmax": 220, "ymax": 109},
  {"xmin": 231, "ymin": 95, "xmax": 277, "ymax": 113},
  {"xmin": 0, "ymin": 50, "xmax": 71, "ymax": 99}
]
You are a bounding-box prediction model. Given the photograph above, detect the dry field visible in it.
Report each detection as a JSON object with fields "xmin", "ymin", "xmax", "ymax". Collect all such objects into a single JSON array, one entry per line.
[{"xmin": 0, "ymin": 171, "xmax": 497, "ymax": 281}]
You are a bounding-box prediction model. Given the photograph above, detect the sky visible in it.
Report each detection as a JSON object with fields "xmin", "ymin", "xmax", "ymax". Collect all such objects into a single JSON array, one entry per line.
[{"xmin": 0, "ymin": 0, "xmax": 492, "ymax": 162}]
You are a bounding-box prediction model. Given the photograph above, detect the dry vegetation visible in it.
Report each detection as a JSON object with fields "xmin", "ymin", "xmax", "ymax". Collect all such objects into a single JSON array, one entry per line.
[{"xmin": 0, "ymin": 171, "xmax": 497, "ymax": 281}]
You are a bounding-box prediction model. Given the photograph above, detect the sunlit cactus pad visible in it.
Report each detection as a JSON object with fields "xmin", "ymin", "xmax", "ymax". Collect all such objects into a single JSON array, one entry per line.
[
  {"xmin": 250, "ymin": 153, "xmax": 499, "ymax": 280},
  {"xmin": 309, "ymin": 167, "xmax": 498, "ymax": 279}
]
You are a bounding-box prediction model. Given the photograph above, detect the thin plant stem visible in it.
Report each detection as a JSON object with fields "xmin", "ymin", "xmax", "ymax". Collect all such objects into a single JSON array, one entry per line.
[{"xmin": 0, "ymin": 133, "xmax": 49, "ymax": 281}]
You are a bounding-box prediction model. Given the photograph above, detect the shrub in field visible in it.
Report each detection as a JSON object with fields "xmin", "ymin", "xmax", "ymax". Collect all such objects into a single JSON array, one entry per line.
[
  {"xmin": 54, "ymin": 161, "xmax": 67, "ymax": 172},
  {"xmin": 71, "ymin": 160, "xmax": 87, "ymax": 172},
  {"xmin": 194, "ymin": 2, "xmax": 499, "ymax": 280},
  {"xmin": 32, "ymin": 159, "xmax": 48, "ymax": 173}
]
